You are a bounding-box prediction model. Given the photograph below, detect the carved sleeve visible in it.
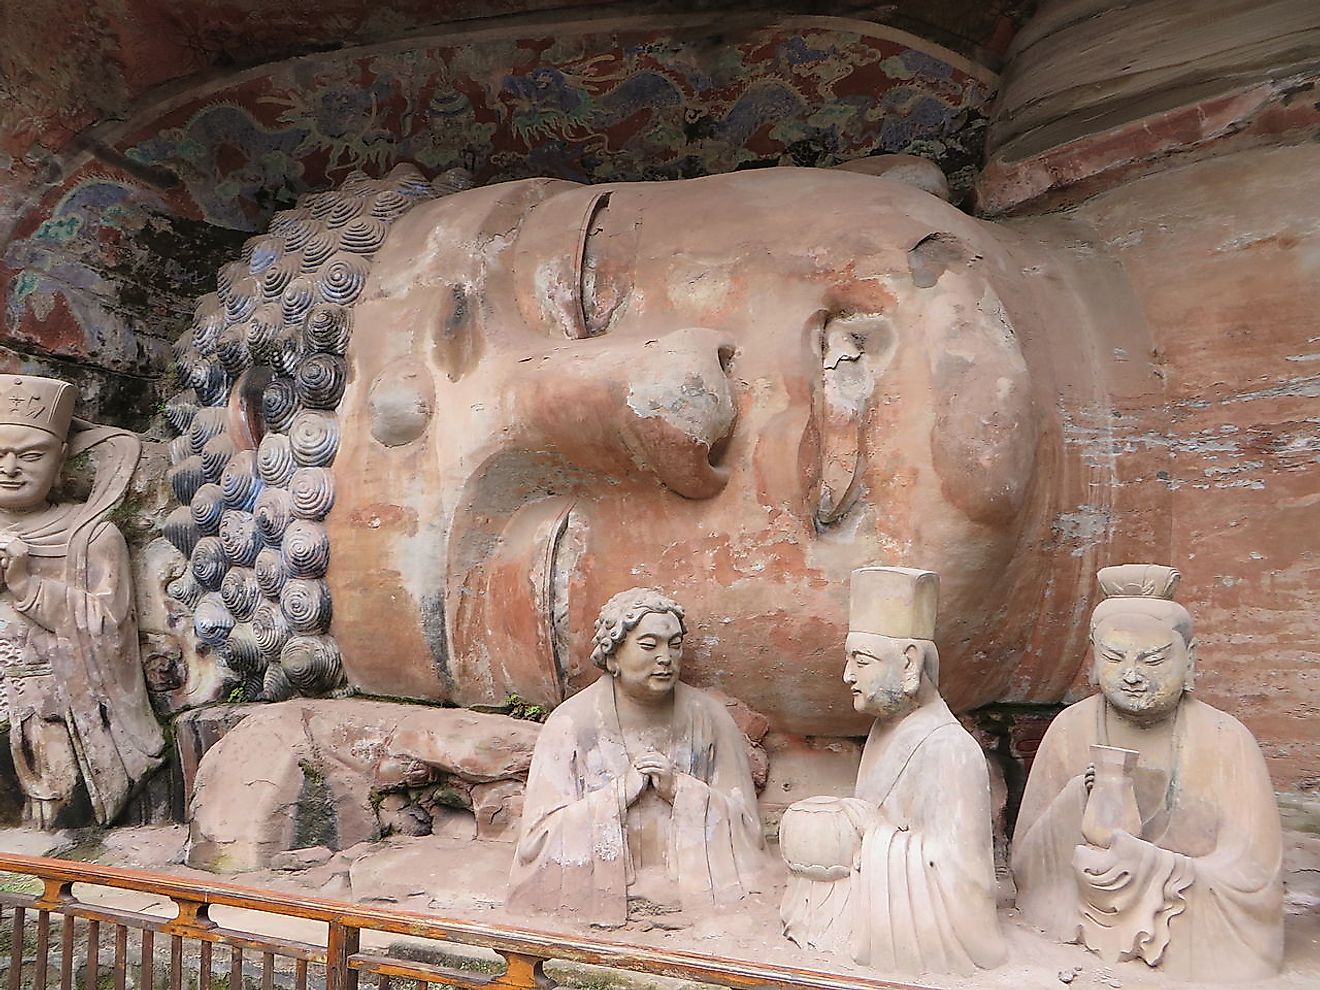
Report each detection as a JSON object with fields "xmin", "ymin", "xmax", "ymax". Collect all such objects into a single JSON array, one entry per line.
[{"xmin": 13, "ymin": 523, "xmax": 133, "ymax": 635}]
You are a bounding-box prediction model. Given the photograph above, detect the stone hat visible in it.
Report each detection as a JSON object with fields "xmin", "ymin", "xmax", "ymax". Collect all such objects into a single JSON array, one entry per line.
[
  {"xmin": 0, "ymin": 375, "xmax": 76, "ymax": 438},
  {"xmin": 1092, "ymin": 563, "xmax": 1193, "ymax": 644},
  {"xmin": 849, "ymin": 566, "xmax": 938, "ymax": 639},
  {"xmin": 1097, "ymin": 563, "xmax": 1180, "ymax": 600}
]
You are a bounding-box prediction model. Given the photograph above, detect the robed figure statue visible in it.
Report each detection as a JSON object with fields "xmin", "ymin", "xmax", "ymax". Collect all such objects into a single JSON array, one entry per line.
[
  {"xmin": 0, "ymin": 375, "xmax": 164, "ymax": 827},
  {"xmin": 779, "ymin": 567, "xmax": 1005, "ymax": 976},
  {"xmin": 508, "ymin": 587, "xmax": 766, "ymax": 927},
  {"xmin": 1012, "ymin": 564, "xmax": 1283, "ymax": 982}
]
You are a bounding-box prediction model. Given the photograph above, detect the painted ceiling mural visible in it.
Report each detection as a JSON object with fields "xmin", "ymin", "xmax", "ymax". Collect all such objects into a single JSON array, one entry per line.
[{"xmin": 0, "ymin": 16, "xmax": 995, "ymax": 426}]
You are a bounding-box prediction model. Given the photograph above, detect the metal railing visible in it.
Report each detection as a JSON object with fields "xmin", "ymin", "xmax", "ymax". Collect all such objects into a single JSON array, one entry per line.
[{"xmin": 0, "ymin": 853, "xmax": 930, "ymax": 990}]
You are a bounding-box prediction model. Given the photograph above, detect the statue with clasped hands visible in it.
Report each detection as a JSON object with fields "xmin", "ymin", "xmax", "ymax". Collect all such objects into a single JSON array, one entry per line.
[{"xmin": 508, "ymin": 587, "xmax": 766, "ymax": 926}]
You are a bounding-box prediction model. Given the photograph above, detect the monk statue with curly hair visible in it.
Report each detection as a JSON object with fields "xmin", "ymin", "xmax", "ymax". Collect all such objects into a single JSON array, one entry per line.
[{"xmin": 508, "ymin": 587, "xmax": 766, "ymax": 927}]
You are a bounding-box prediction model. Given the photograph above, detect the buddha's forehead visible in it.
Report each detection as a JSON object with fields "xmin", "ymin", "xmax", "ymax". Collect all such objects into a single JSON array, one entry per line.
[
  {"xmin": 0, "ymin": 423, "xmax": 61, "ymax": 449},
  {"xmin": 629, "ymin": 611, "xmax": 683, "ymax": 639},
  {"xmin": 1095, "ymin": 614, "xmax": 1177, "ymax": 648},
  {"xmin": 413, "ymin": 169, "xmax": 975, "ymax": 269}
]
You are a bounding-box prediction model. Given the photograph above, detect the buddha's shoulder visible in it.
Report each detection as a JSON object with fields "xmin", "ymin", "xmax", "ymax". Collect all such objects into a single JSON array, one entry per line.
[
  {"xmin": 920, "ymin": 718, "xmax": 988, "ymax": 768},
  {"xmin": 543, "ymin": 678, "xmax": 608, "ymax": 724},
  {"xmin": 1183, "ymin": 696, "xmax": 1260, "ymax": 746}
]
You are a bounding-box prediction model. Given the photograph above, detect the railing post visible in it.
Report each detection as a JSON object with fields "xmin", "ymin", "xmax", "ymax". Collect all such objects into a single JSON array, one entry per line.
[
  {"xmin": 498, "ymin": 954, "xmax": 555, "ymax": 990},
  {"xmin": 165, "ymin": 899, "xmax": 214, "ymax": 935},
  {"xmin": 35, "ymin": 880, "xmax": 72, "ymax": 911},
  {"xmin": 325, "ymin": 922, "xmax": 359, "ymax": 990}
]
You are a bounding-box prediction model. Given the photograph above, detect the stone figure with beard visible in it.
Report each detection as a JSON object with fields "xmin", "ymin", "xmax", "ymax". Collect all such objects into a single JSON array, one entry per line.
[{"xmin": 778, "ymin": 566, "xmax": 1004, "ymax": 976}]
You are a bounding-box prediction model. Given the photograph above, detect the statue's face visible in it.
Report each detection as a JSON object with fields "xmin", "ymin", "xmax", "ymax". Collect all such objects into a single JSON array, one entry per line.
[
  {"xmin": 333, "ymin": 169, "xmax": 1057, "ymax": 728},
  {"xmin": 0, "ymin": 425, "xmax": 65, "ymax": 511},
  {"xmin": 1092, "ymin": 615, "xmax": 1190, "ymax": 721},
  {"xmin": 843, "ymin": 632, "xmax": 916, "ymax": 721},
  {"xmin": 606, "ymin": 610, "xmax": 683, "ymax": 705}
]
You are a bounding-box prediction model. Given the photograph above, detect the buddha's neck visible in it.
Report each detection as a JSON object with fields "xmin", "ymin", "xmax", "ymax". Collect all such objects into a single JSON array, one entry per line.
[
  {"xmin": 1103, "ymin": 696, "xmax": 1184, "ymax": 757},
  {"xmin": 0, "ymin": 501, "xmax": 54, "ymax": 529},
  {"xmin": 612, "ymin": 682, "xmax": 675, "ymax": 731}
]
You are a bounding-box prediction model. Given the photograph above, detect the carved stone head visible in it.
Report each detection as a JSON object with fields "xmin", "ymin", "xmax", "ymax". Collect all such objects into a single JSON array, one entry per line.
[
  {"xmin": 844, "ymin": 567, "xmax": 940, "ymax": 720},
  {"xmin": 165, "ymin": 161, "xmax": 1140, "ymax": 723},
  {"xmin": 0, "ymin": 375, "xmax": 75, "ymax": 512},
  {"xmin": 329, "ymin": 168, "xmax": 1066, "ymax": 732},
  {"xmin": 1089, "ymin": 564, "xmax": 1196, "ymax": 721},
  {"xmin": 591, "ymin": 587, "xmax": 686, "ymax": 705}
]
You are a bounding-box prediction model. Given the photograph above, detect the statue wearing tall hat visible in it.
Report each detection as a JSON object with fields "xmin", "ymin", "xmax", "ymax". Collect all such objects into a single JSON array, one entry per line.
[
  {"xmin": 779, "ymin": 566, "xmax": 1004, "ymax": 976},
  {"xmin": 0, "ymin": 375, "xmax": 163, "ymax": 828},
  {"xmin": 1012, "ymin": 565, "xmax": 1283, "ymax": 982}
]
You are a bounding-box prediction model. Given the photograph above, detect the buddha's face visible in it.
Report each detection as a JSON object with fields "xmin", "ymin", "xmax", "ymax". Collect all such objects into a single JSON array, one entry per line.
[
  {"xmin": 332, "ymin": 169, "xmax": 1054, "ymax": 730},
  {"xmin": 606, "ymin": 611, "xmax": 683, "ymax": 705},
  {"xmin": 0, "ymin": 425, "xmax": 65, "ymax": 512},
  {"xmin": 1092, "ymin": 615, "xmax": 1191, "ymax": 722},
  {"xmin": 843, "ymin": 632, "xmax": 919, "ymax": 721}
]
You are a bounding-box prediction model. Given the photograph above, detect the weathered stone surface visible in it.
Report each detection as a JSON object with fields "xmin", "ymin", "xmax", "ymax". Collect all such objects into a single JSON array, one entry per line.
[
  {"xmin": 0, "ymin": 828, "xmax": 74, "ymax": 857},
  {"xmin": 187, "ymin": 699, "xmax": 540, "ymax": 871},
  {"xmin": 172, "ymin": 705, "xmax": 255, "ymax": 811},
  {"xmin": 1059, "ymin": 143, "xmax": 1320, "ymax": 790},
  {"xmin": 270, "ymin": 845, "xmax": 334, "ymax": 871},
  {"xmin": 978, "ymin": 0, "xmax": 1320, "ymax": 214},
  {"xmin": 758, "ymin": 734, "xmax": 863, "ymax": 833},
  {"xmin": 833, "ymin": 154, "xmax": 951, "ymax": 201},
  {"xmin": 469, "ymin": 780, "xmax": 524, "ymax": 842},
  {"xmin": 383, "ymin": 710, "xmax": 541, "ymax": 784},
  {"xmin": 347, "ymin": 834, "xmax": 510, "ymax": 908}
]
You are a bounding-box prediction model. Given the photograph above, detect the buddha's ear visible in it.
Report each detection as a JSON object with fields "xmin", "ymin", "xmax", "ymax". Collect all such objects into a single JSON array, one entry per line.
[
  {"xmin": 901, "ymin": 642, "xmax": 923, "ymax": 695},
  {"xmin": 1183, "ymin": 638, "xmax": 1197, "ymax": 692}
]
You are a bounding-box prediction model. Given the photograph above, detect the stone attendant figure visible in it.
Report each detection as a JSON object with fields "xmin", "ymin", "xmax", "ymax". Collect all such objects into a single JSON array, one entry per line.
[
  {"xmin": 0, "ymin": 375, "xmax": 164, "ymax": 827},
  {"xmin": 1012, "ymin": 564, "xmax": 1283, "ymax": 982},
  {"xmin": 779, "ymin": 567, "xmax": 1004, "ymax": 976},
  {"xmin": 508, "ymin": 587, "xmax": 765, "ymax": 927}
]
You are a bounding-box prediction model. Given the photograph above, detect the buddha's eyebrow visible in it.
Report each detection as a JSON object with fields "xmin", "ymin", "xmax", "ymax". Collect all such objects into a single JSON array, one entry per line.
[{"xmin": 1135, "ymin": 644, "xmax": 1171, "ymax": 661}]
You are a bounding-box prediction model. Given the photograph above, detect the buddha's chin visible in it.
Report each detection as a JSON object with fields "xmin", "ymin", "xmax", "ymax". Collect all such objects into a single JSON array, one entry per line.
[
  {"xmin": 0, "ymin": 487, "xmax": 46, "ymax": 513},
  {"xmin": 1106, "ymin": 691, "xmax": 1180, "ymax": 722}
]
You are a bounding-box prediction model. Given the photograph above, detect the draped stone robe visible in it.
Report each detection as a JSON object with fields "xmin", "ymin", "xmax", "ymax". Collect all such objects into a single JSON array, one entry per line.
[
  {"xmin": 0, "ymin": 508, "xmax": 164, "ymax": 825},
  {"xmin": 1012, "ymin": 694, "xmax": 1283, "ymax": 983},
  {"xmin": 507, "ymin": 677, "xmax": 766, "ymax": 927},
  {"xmin": 780, "ymin": 697, "xmax": 1005, "ymax": 975}
]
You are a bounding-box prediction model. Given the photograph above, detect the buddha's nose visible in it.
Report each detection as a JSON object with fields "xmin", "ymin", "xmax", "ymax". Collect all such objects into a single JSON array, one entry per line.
[
  {"xmin": 507, "ymin": 325, "xmax": 737, "ymax": 499},
  {"xmin": 620, "ymin": 327, "xmax": 737, "ymax": 499},
  {"xmin": 1123, "ymin": 668, "xmax": 1142, "ymax": 685}
]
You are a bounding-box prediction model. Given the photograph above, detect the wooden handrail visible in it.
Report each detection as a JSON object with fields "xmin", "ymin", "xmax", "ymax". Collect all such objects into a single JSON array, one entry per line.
[{"xmin": 0, "ymin": 853, "xmax": 933, "ymax": 990}]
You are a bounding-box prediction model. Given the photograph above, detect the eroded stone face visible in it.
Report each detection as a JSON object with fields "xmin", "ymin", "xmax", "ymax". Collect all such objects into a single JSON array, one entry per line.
[{"xmin": 329, "ymin": 167, "xmax": 1067, "ymax": 733}]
